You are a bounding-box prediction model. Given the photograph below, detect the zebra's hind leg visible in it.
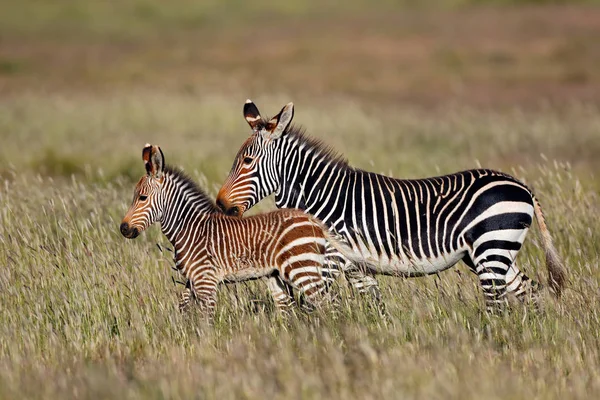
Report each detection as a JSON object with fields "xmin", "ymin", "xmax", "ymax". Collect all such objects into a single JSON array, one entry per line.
[
  {"xmin": 470, "ymin": 252, "xmax": 538, "ymax": 311},
  {"xmin": 326, "ymin": 247, "xmax": 385, "ymax": 313},
  {"xmin": 505, "ymin": 261, "xmax": 542, "ymax": 306},
  {"xmin": 283, "ymin": 264, "xmax": 329, "ymax": 311},
  {"xmin": 345, "ymin": 262, "xmax": 386, "ymax": 315},
  {"xmin": 473, "ymin": 259, "xmax": 510, "ymax": 312},
  {"xmin": 265, "ymin": 276, "xmax": 295, "ymax": 311},
  {"xmin": 469, "ymin": 226, "xmax": 540, "ymax": 311}
]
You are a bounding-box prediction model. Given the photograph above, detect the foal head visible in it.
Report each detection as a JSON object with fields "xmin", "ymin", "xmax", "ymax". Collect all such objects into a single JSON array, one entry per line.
[{"xmin": 120, "ymin": 144, "xmax": 166, "ymax": 239}]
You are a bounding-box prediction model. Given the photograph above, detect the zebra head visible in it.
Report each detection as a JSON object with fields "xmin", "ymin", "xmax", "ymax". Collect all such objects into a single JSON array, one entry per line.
[
  {"xmin": 216, "ymin": 100, "xmax": 294, "ymax": 217},
  {"xmin": 120, "ymin": 144, "xmax": 166, "ymax": 239}
]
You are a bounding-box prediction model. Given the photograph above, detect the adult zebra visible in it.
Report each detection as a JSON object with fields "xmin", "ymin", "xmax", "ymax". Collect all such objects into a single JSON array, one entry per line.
[
  {"xmin": 216, "ymin": 101, "xmax": 567, "ymax": 309},
  {"xmin": 120, "ymin": 144, "xmax": 347, "ymax": 316}
]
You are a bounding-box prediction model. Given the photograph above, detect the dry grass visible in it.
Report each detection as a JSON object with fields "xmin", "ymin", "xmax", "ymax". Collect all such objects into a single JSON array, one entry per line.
[
  {"xmin": 1, "ymin": 93, "xmax": 599, "ymax": 399},
  {"xmin": 1, "ymin": 1, "xmax": 600, "ymax": 398},
  {"xmin": 1, "ymin": 93, "xmax": 599, "ymax": 187}
]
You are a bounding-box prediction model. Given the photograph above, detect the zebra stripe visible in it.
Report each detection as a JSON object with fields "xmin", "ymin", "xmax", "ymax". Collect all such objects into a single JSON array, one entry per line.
[
  {"xmin": 121, "ymin": 144, "xmax": 341, "ymax": 316},
  {"xmin": 216, "ymin": 101, "xmax": 567, "ymax": 310}
]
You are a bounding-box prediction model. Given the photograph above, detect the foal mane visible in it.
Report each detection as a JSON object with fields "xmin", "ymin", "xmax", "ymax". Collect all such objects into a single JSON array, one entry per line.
[{"xmin": 164, "ymin": 165, "xmax": 221, "ymax": 214}]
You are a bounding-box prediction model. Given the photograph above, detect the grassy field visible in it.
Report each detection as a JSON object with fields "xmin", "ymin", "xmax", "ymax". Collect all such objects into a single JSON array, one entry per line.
[{"xmin": 1, "ymin": 1, "xmax": 600, "ymax": 399}]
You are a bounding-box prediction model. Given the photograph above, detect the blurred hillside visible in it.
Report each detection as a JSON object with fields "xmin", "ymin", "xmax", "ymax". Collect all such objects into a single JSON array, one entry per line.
[{"xmin": 1, "ymin": 0, "xmax": 599, "ymax": 107}]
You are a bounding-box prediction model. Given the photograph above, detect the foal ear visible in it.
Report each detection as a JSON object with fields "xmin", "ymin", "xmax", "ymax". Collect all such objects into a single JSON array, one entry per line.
[
  {"xmin": 266, "ymin": 102, "xmax": 294, "ymax": 140},
  {"xmin": 243, "ymin": 99, "xmax": 263, "ymax": 132},
  {"xmin": 142, "ymin": 144, "xmax": 165, "ymax": 178}
]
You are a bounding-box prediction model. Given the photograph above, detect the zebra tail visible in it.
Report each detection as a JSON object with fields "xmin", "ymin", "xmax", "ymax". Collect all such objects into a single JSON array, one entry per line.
[{"xmin": 533, "ymin": 196, "xmax": 567, "ymax": 296}]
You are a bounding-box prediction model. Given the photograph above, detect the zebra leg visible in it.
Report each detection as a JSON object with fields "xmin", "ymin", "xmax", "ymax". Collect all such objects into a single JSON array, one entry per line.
[
  {"xmin": 190, "ymin": 272, "xmax": 219, "ymax": 317},
  {"xmin": 345, "ymin": 262, "xmax": 381, "ymax": 299},
  {"xmin": 178, "ymin": 279, "xmax": 195, "ymax": 312},
  {"xmin": 283, "ymin": 264, "xmax": 328, "ymax": 309},
  {"xmin": 474, "ymin": 259, "xmax": 509, "ymax": 311},
  {"xmin": 470, "ymin": 227, "xmax": 540, "ymax": 310},
  {"xmin": 265, "ymin": 276, "xmax": 295, "ymax": 311},
  {"xmin": 505, "ymin": 261, "xmax": 542, "ymax": 305},
  {"xmin": 470, "ymin": 246, "xmax": 524, "ymax": 311},
  {"xmin": 343, "ymin": 260, "xmax": 386, "ymax": 314},
  {"xmin": 325, "ymin": 247, "xmax": 383, "ymax": 303}
]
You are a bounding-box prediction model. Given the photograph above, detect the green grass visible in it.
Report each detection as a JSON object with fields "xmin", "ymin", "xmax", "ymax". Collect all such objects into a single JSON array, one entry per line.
[{"xmin": 0, "ymin": 92, "xmax": 599, "ymax": 399}]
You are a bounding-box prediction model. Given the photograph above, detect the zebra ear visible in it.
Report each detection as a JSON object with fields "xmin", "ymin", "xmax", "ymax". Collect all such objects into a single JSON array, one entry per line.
[
  {"xmin": 142, "ymin": 144, "xmax": 165, "ymax": 178},
  {"xmin": 243, "ymin": 99, "xmax": 262, "ymax": 132},
  {"xmin": 266, "ymin": 102, "xmax": 294, "ymax": 140}
]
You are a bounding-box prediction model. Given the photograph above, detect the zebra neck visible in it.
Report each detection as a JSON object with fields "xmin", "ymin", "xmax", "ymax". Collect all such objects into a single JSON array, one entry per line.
[
  {"xmin": 276, "ymin": 136, "xmax": 349, "ymax": 217},
  {"xmin": 159, "ymin": 173, "xmax": 215, "ymax": 248}
]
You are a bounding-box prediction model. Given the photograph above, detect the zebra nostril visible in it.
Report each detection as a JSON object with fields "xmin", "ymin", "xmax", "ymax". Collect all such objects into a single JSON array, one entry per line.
[{"xmin": 120, "ymin": 222, "xmax": 129, "ymax": 236}]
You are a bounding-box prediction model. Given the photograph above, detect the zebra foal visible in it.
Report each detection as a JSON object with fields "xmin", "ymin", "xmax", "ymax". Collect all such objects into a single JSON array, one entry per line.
[
  {"xmin": 120, "ymin": 144, "xmax": 344, "ymax": 316},
  {"xmin": 216, "ymin": 101, "xmax": 567, "ymax": 310}
]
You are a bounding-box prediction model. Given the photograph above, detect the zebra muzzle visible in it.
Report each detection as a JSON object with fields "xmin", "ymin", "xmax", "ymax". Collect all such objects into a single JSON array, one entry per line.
[
  {"xmin": 120, "ymin": 222, "xmax": 139, "ymax": 239},
  {"xmin": 216, "ymin": 197, "xmax": 242, "ymax": 217}
]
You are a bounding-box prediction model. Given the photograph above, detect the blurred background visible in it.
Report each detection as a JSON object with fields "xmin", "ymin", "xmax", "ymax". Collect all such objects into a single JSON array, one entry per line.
[
  {"xmin": 1, "ymin": 0, "xmax": 599, "ymax": 104},
  {"xmin": 1, "ymin": 0, "xmax": 599, "ymax": 186}
]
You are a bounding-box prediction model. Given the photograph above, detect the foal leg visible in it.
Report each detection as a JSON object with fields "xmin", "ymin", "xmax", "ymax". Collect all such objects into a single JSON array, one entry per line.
[
  {"xmin": 190, "ymin": 270, "xmax": 219, "ymax": 318},
  {"xmin": 265, "ymin": 276, "xmax": 295, "ymax": 311},
  {"xmin": 178, "ymin": 279, "xmax": 195, "ymax": 312},
  {"xmin": 283, "ymin": 262, "xmax": 328, "ymax": 310}
]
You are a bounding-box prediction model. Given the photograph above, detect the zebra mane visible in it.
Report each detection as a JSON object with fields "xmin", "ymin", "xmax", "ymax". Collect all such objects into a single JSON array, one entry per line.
[
  {"xmin": 164, "ymin": 165, "xmax": 222, "ymax": 213},
  {"xmin": 285, "ymin": 124, "xmax": 350, "ymax": 169}
]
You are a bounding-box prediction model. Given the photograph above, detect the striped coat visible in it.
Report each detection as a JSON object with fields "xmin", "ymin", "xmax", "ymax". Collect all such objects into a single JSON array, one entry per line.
[
  {"xmin": 216, "ymin": 101, "xmax": 567, "ymax": 309},
  {"xmin": 121, "ymin": 144, "xmax": 347, "ymax": 315}
]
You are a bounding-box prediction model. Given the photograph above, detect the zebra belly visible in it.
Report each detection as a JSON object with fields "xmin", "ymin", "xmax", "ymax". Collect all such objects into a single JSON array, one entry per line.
[
  {"xmin": 351, "ymin": 248, "xmax": 467, "ymax": 277},
  {"xmin": 222, "ymin": 267, "xmax": 275, "ymax": 282}
]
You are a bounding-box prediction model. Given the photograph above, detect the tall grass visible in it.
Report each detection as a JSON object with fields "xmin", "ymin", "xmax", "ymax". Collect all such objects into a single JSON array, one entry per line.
[
  {"xmin": 0, "ymin": 93, "xmax": 599, "ymax": 398},
  {"xmin": 2, "ymin": 93, "xmax": 599, "ymax": 185}
]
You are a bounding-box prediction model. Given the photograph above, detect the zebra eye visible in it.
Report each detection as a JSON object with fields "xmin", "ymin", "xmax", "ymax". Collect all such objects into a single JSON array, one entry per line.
[
  {"xmin": 243, "ymin": 157, "xmax": 253, "ymax": 165},
  {"xmin": 139, "ymin": 195, "xmax": 148, "ymax": 201}
]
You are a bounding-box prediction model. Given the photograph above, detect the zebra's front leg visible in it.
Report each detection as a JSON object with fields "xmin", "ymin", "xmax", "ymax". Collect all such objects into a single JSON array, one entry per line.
[
  {"xmin": 178, "ymin": 279, "xmax": 194, "ymax": 312},
  {"xmin": 265, "ymin": 276, "xmax": 295, "ymax": 311},
  {"xmin": 190, "ymin": 271, "xmax": 219, "ymax": 318}
]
